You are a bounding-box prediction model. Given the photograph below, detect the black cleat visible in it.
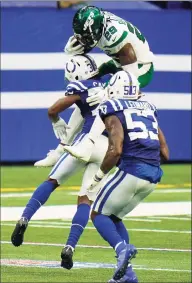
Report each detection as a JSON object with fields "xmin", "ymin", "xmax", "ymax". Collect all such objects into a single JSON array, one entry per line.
[
  {"xmin": 11, "ymin": 217, "xmax": 28, "ymax": 247},
  {"xmin": 61, "ymin": 246, "xmax": 74, "ymax": 270}
]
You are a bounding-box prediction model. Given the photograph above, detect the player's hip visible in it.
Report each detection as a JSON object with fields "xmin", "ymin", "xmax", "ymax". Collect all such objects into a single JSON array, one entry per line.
[{"xmin": 92, "ymin": 168, "xmax": 156, "ymax": 216}]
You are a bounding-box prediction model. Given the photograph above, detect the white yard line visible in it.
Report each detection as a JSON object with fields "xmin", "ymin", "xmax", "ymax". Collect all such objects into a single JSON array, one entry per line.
[
  {"xmin": 1, "ymin": 223, "xmax": 190, "ymax": 234},
  {"xmin": 1, "ymin": 241, "xmax": 191, "ymax": 253}
]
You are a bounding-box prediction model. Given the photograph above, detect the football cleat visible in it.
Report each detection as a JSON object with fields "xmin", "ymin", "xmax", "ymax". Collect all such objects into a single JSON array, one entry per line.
[
  {"xmin": 113, "ymin": 244, "xmax": 137, "ymax": 281},
  {"xmin": 61, "ymin": 245, "xmax": 74, "ymax": 270},
  {"xmin": 34, "ymin": 144, "xmax": 65, "ymax": 167},
  {"xmin": 64, "ymin": 137, "xmax": 94, "ymax": 162},
  {"xmin": 108, "ymin": 264, "xmax": 138, "ymax": 283},
  {"xmin": 11, "ymin": 217, "xmax": 28, "ymax": 247}
]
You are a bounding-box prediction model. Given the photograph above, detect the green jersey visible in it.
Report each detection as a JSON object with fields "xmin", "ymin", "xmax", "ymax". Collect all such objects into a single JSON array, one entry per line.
[{"xmin": 97, "ymin": 12, "xmax": 154, "ymax": 67}]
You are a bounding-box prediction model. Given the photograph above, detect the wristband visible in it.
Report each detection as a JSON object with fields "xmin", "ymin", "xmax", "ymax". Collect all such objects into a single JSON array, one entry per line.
[{"xmin": 95, "ymin": 169, "xmax": 105, "ymax": 181}]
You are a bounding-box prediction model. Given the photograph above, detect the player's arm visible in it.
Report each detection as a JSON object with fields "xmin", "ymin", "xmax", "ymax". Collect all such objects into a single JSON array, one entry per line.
[
  {"xmin": 48, "ymin": 94, "xmax": 81, "ymax": 141},
  {"xmin": 87, "ymin": 114, "xmax": 124, "ymax": 192},
  {"xmin": 100, "ymin": 115, "xmax": 124, "ymax": 173},
  {"xmin": 158, "ymin": 127, "xmax": 169, "ymax": 162},
  {"xmin": 98, "ymin": 60, "xmax": 120, "ymax": 76},
  {"xmin": 117, "ymin": 43, "xmax": 139, "ymax": 77},
  {"xmin": 48, "ymin": 95, "xmax": 80, "ymax": 122}
]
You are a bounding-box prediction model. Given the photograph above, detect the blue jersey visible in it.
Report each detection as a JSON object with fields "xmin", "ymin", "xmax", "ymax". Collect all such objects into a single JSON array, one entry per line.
[
  {"xmin": 66, "ymin": 74, "xmax": 112, "ymax": 133},
  {"xmin": 99, "ymin": 98, "xmax": 163, "ymax": 183}
]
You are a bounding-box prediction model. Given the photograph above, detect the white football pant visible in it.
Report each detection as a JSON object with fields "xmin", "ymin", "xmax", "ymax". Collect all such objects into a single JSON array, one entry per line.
[
  {"xmin": 49, "ymin": 133, "xmax": 108, "ymax": 201},
  {"xmin": 93, "ymin": 168, "xmax": 156, "ymax": 219}
]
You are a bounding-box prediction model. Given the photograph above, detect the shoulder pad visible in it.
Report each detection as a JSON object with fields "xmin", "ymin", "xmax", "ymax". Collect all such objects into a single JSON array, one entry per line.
[
  {"xmin": 99, "ymin": 99, "xmax": 120, "ymax": 118},
  {"xmin": 66, "ymin": 81, "xmax": 88, "ymax": 95}
]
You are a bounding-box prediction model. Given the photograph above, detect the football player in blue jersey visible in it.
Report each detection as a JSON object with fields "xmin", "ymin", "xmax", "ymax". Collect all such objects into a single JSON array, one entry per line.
[
  {"xmin": 85, "ymin": 71, "xmax": 169, "ymax": 283},
  {"xmin": 11, "ymin": 55, "xmax": 119, "ymax": 269}
]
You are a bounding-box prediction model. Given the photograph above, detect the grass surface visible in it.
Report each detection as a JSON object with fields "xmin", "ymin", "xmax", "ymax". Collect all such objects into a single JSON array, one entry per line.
[{"xmin": 1, "ymin": 165, "xmax": 191, "ymax": 283}]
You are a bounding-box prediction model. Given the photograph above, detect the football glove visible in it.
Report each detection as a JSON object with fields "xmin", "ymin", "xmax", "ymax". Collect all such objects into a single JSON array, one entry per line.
[
  {"xmin": 87, "ymin": 169, "xmax": 106, "ymax": 193},
  {"xmin": 86, "ymin": 89, "xmax": 107, "ymax": 106},
  {"xmin": 64, "ymin": 35, "xmax": 84, "ymax": 55},
  {"xmin": 52, "ymin": 117, "xmax": 70, "ymax": 141}
]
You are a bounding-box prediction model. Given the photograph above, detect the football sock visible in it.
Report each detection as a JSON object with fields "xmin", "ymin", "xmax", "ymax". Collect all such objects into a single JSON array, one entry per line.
[
  {"xmin": 115, "ymin": 221, "xmax": 129, "ymax": 244},
  {"xmin": 93, "ymin": 214, "xmax": 126, "ymax": 256},
  {"xmin": 66, "ymin": 203, "xmax": 90, "ymax": 249},
  {"xmin": 22, "ymin": 181, "xmax": 57, "ymax": 221}
]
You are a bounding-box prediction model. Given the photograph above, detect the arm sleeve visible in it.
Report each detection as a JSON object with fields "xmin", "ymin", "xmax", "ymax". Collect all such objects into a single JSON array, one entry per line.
[
  {"xmin": 98, "ymin": 60, "xmax": 121, "ymax": 77},
  {"xmin": 65, "ymin": 106, "xmax": 84, "ymax": 145}
]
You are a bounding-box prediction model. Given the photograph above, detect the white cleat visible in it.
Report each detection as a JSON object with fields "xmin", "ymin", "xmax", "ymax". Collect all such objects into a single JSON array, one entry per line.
[
  {"xmin": 64, "ymin": 137, "xmax": 94, "ymax": 162},
  {"xmin": 34, "ymin": 144, "xmax": 65, "ymax": 167}
]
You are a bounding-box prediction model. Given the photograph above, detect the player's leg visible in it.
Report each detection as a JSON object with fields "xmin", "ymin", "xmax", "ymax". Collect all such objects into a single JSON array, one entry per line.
[
  {"xmin": 103, "ymin": 174, "xmax": 155, "ymax": 283},
  {"xmin": 34, "ymin": 107, "xmax": 84, "ymax": 167},
  {"xmin": 61, "ymin": 135, "xmax": 109, "ymax": 269},
  {"xmin": 34, "ymin": 142, "xmax": 66, "ymax": 167},
  {"xmin": 11, "ymin": 152, "xmax": 86, "ymax": 247},
  {"xmin": 64, "ymin": 115, "xmax": 105, "ymax": 162},
  {"xmin": 91, "ymin": 170, "xmax": 138, "ymax": 281},
  {"xmin": 138, "ymin": 63, "xmax": 154, "ymax": 88}
]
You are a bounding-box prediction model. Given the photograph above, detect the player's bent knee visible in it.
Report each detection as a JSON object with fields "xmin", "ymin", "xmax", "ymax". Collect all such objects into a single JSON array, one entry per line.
[
  {"xmin": 91, "ymin": 210, "xmax": 99, "ymax": 221},
  {"xmin": 109, "ymin": 214, "xmax": 122, "ymax": 223},
  {"xmin": 78, "ymin": 195, "xmax": 92, "ymax": 206},
  {"xmin": 47, "ymin": 178, "xmax": 59, "ymax": 188}
]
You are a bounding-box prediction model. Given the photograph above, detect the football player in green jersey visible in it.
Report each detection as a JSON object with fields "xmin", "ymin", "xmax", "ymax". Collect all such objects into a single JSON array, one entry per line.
[
  {"xmin": 65, "ymin": 5, "xmax": 154, "ymax": 89},
  {"xmin": 63, "ymin": 5, "xmax": 156, "ymax": 163}
]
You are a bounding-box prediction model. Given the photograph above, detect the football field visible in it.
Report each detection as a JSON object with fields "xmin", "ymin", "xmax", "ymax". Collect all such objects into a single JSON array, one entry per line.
[{"xmin": 1, "ymin": 164, "xmax": 191, "ymax": 282}]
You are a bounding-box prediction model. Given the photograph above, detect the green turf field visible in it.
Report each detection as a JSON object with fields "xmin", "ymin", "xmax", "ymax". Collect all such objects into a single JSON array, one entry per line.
[{"xmin": 1, "ymin": 165, "xmax": 191, "ymax": 283}]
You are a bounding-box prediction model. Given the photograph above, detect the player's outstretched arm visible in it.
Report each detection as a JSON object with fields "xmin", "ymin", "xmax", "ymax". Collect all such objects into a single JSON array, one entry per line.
[
  {"xmin": 117, "ymin": 43, "xmax": 139, "ymax": 78},
  {"xmin": 48, "ymin": 95, "xmax": 80, "ymax": 141},
  {"xmin": 158, "ymin": 127, "xmax": 169, "ymax": 162},
  {"xmin": 100, "ymin": 115, "xmax": 124, "ymax": 174},
  {"xmin": 48, "ymin": 95, "xmax": 80, "ymax": 122}
]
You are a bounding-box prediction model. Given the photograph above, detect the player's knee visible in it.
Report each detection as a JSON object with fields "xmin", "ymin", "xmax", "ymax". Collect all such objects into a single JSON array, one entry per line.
[
  {"xmin": 91, "ymin": 210, "xmax": 99, "ymax": 221},
  {"xmin": 109, "ymin": 214, "xmax": 122, "ymax": 223},
  {"xmin": 78, "ymin": 195, "xmax": 92, "ymax": 206},
  {"xmin": 47, "ymin": 178, "xmax": 59, "ymax": 188}
]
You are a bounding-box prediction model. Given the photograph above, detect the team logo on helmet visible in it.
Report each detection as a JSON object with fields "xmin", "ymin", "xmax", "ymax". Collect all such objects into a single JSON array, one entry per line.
[{"xmin": 83, "ymin": 11, "xmax": 95, "ymax": 31}]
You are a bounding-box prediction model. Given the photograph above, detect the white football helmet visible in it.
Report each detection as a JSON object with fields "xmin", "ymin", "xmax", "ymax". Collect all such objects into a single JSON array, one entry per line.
[
  {"xmin": 65, "ymin": 55, "xmax": 99, "ymax": 82},
  {"xmin": 107, "ymin": 71, "xmax": 140, "ymax": 100}
]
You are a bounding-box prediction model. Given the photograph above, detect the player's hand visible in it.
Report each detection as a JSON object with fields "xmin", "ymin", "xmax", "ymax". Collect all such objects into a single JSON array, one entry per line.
[
  {"xmin": 64, "ymin": 36, "xmax": 84, "ymax": 55},
  {"xmin": 87, "ymin": 169, "xmax": 106, "ymax": 193},
  {"xmin": 86, "ymin": 89, "xmax": 107, "ymax": 106},
  {"xmin": 52, "ymin": 117, "xmax": 70, "ymax": 141}
]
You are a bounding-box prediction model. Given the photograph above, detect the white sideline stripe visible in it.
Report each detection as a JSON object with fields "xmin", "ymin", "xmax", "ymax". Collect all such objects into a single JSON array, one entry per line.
[
  {"xmin": 1, "ymin": 193, "xmax": 33, "ymax": 198},
  {"xmin": 1, "ymin": 241, "xmax": 191, "ymax": 253},
  {"xmin": 1, "ymin": 53, "xmax": 191, "ymax": 72},
  {"xmin": 153, "ymin": 189, "xmax": 191, "ymax": 193},
  {"xmin": 1, "ymin": 188, "xmax": 190, "ymax": 198},
  {"xmin": 1, "ymin": 202, "xmax": 191, "ymax": 220},
  {"xmin": 68, "ymin": 189, "xmax": 191, "ymax": 196},
  {"xmin": 1, "ymin": 223, "xmax": 190, "ymax": 234},
  {"xmin": 148, "ymin": 216, "xmax": 191, "ymax": 221},
  {"xmin": 1, "ymin": 91, "xmax": 191, "ymax": 110}
]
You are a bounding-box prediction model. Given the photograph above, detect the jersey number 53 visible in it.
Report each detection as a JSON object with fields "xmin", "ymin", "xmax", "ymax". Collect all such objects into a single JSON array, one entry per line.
[{"xmin": 124, "ymin": 109, "xmax": 158, "ymax": 141}]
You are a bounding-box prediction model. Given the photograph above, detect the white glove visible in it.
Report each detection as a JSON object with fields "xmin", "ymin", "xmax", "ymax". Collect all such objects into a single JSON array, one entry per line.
[
  {"xmin": 64, "ymin": 35, "xmax": 84, "ymax": 55},
  {"xmin": 52, "ymin": 117, "xmax": 70, "ymax": 141},
  {"xmin": 87, "ymin": 169, "xmax": 106, "ymax": 193},
  {"xmin": 86, "ymin": 89, "xmax": 107, "ymax": 106}
]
